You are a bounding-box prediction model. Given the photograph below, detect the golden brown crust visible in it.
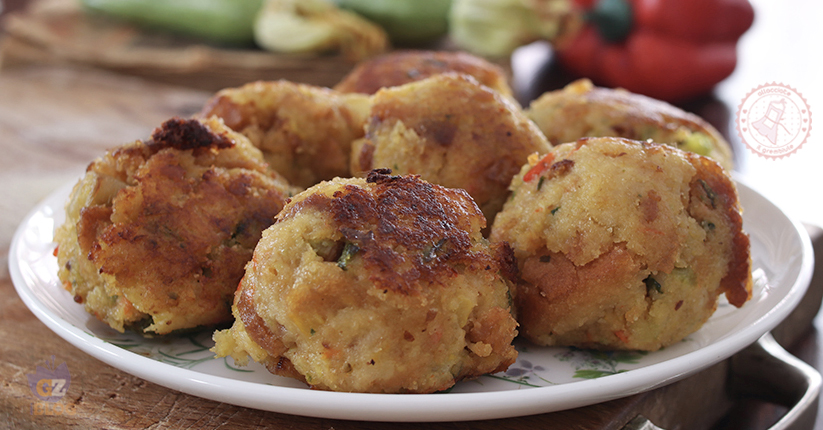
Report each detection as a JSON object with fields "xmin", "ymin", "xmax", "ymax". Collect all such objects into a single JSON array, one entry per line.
[
  {"xmin": 213, "ymin": 172, "xmax": 518, "ymax": 393},
  {"xmin": 277, "ymin": 169, "xmax": 490, "ymax": 295},
  {"xmin": 56, "ymin": 117, "xmax": 292, "ymax": 335},
  {"xmin": 198, "ymin": 80, "xmax": 370, "ymax": 188},
  {"xmin": 526, "ymin": 79, "xmax": 734, "ymax": 170},
  {"xmin": 491, "ymin": 137, "xmax": 752, "ymax": 351},
  {"xmin": 236, "ymin": 280, "xmax": 287, "ymax": 359},
  {"xmin": 517, "ymin": 245, "xmax": 644, "ymax": 348},
  {"xmin": 333, "ymin": 50, "xmax": 514, "ymax": 99},
  {"xmin": 352, "ymin": 73, "xmax": 550, "ymax": 224},
  {"xmin": 685, "ymin": 154, "xmax": 752, "ymax": 307},
  {"xmin": 492, "ymin": 240, "xmax": 519, "ymax": 286},
  {"xmin": 149, "ymin": 117, "xmax": 234, "ymax": 153},
  {"xmin": 235, "ymin": 280, "xmax": 306, "ymax": 382}
]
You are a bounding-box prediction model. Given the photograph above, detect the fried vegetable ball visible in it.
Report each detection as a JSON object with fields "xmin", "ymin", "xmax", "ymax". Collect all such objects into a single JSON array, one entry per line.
[
  {"xmin": 526, "ymin": 79, "xmax": 734, "ymax": 170},
  {"xmin": 213, "ymin": 169, "xmax": 519, "ymax": 393},
  {"xmin": 198, "ymin": 80, "xmax": 370, "ymax": 188},
  {"xmin": 490, "ymin": 137, "xmax": 751, "ymax": 351},
  {"xmin": 333, "ymin": 50, "xmax": 515, "ymax": 100},
  {"xmin": 55, "ymin": 117, "xmax": 294, "ymax": 335},
  {"xmin": 351, "ymin": 73, "xmax": 551, "ymax": 224}
]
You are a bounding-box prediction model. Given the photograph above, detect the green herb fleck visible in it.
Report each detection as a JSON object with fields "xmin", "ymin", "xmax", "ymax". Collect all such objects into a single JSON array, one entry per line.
[
  {"xmin": 551, "ymin": 206, "xmax": 560, "ymax": 215},
  {"xmin": 337, "ymin": 242, "xmax": 360, "ymax": 271},
  {"xmin": 644, "ymin": 276, "xmax": 662, "ymax": 294},
  {"xmin": 310, "ymin": 328, "xmax": 316, "ymax": 335},
  {"xmin": 423, "ymin": 238, "xmax": 448, "ymax": 262},
  {"xmin": 698, "ymin": 179, "xmax": 717, "ymax": 209},
  {"xmin": 537, "ymin": 176, "xmax": 545, "ymax": 191}
]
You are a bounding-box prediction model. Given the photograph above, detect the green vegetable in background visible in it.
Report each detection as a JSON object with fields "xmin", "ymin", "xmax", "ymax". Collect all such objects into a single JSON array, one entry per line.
[
  {"xmin": 335, "ymin": 0, "xmax": 452, "ymax": 45},
  {"xmin": 80, "ymin": 0, "xmax": 263, "ymax": 46},
  {"xmin": 255, "ymin": 0, "xmax": 340, "ymax": 53},
  {"xmin": 449, "ymin": 0, "xmax": 579, "ymax": 57},
  {"xmin": 254, "ymin": 0, "xmax": 388, "ymax": 60}
]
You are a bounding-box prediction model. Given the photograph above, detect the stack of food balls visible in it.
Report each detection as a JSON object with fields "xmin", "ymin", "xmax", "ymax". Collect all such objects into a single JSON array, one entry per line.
[{"xmin": 55, "ymin": 50, "xmax": 751, "ymax": 394}]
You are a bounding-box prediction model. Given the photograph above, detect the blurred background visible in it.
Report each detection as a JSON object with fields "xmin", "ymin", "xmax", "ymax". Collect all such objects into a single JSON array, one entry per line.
[{"xmin": 2, "ymin": 0, "xmax": 819, "ymax": 227}]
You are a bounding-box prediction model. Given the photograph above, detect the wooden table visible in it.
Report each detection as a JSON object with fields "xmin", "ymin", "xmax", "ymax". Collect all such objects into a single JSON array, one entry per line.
[{"xmin": 1, "ymin": 0, "xmax": 822, "ymax": 428}]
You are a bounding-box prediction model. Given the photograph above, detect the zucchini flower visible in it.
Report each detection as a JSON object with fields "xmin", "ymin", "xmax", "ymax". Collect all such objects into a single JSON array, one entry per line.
[
  {"xmin": 254, "ymin": 0, "xmax": 388, "ymax": 61},
  {"xmin": 449, "ymin": 0, "xmax": 582, "ymax": 57}
]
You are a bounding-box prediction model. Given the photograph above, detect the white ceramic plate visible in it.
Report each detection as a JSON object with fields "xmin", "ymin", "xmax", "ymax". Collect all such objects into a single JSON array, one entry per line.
[{"xmin": 10, "ymin": 178, "xmax": 814, "ymax": 422}]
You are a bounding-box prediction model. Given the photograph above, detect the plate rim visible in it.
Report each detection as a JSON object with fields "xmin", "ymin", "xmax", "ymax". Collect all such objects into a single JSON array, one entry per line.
[{"xmin": 9, "ymin": 177, "xmax": 815, "ymax": 422}]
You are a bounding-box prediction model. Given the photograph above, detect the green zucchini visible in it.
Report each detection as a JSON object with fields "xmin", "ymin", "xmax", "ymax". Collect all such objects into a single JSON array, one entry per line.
[
  {"xmin": 81, "ymin": 0, "xmax": 263, "ymax": 46},
  {"xmin": 334, "ymin": 0, "xmax": 452, "ymax": 45}
]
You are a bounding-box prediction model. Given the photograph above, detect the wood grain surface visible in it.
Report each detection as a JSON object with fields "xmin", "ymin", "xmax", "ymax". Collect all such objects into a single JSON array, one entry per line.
[{"xmin": 0, "ymin": 0, "xmax": 363, "ymax": 91}]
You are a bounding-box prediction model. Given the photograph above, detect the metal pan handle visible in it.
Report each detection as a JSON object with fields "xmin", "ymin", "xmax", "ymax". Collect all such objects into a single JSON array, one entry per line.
[
  {"xmin": 622, "ymin": 333, "xmax": 822, "ymax": 430},
  {"xmin": 728, "ymin": 332, "xmax": 822, "ymax": 430}
]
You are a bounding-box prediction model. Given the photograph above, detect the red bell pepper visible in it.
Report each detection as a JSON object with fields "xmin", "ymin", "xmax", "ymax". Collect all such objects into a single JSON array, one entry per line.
[
  {"xmin": 555, "ymin": 0, "xmax": 754, "ymax": 102},
  {"xmin": 523, "ymin": 153, "xmax": 556, "ymax": 183}
]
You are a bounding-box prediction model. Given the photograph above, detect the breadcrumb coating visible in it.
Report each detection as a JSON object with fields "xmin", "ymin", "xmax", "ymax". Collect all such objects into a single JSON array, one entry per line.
[
  {"xmin": 213, "ymin": 170, "xmax": 518, "ymax": 393},
  {"xmin": 55, "ymin": 117, "xmax": 293, "ymax": 335},
  {"xmin": 199, "ymin": 80, "xmax": 370, "ymax": 188},
  {"xmin": 334, "ymin": 50, "xmax": 515, "ymax": 101},
  {"xmin": 490, "ymin": 137, "xmax": 751, "ymax": 351},
  {"xmin": 351, "ymin": 73, "xmax": 550, "ymax": 224},
  {"xmin": 526, "ymin": 79, "xmax": 734, "ymax": 170}
]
